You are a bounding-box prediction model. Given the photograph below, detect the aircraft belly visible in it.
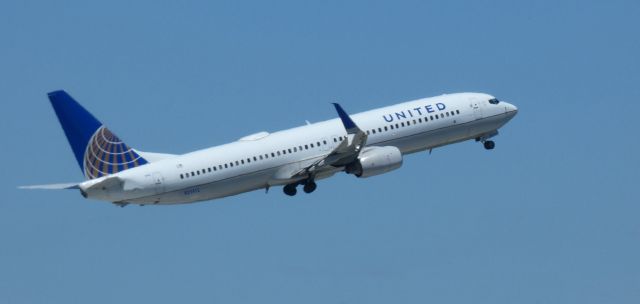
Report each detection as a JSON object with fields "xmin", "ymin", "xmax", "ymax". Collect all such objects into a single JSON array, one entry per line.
[{"xmin": 128, "ymin": 167, "xmax": 278, "ymax": 204}]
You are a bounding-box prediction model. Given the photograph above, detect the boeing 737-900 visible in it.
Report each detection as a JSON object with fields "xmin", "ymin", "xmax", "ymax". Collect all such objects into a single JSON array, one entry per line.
[{"xmin": 21, "ymin": 91, "xmax": 517, "ymax": 206}]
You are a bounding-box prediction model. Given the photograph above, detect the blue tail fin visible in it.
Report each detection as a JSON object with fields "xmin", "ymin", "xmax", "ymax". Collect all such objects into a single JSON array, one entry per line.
[{"xmin": 48, "ymin": 90, "xmax": 148, "ymax": 179}]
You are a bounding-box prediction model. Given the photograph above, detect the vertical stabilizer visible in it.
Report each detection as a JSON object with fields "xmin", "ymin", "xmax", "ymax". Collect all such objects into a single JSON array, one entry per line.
[{"xmin": 48, "ymin": 90, "xmax": 148, "ymax": 179}]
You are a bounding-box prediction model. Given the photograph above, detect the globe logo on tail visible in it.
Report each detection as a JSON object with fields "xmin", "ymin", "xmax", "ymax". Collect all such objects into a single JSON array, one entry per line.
[{"xmin": 83, "ymin": 126, "xmax": 148, "ymax": 179}]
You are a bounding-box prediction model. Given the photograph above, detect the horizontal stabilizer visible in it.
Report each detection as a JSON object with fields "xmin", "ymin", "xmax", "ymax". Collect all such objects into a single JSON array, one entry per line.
[{"xmin": 19, "ymin": 183, "xmax": 80, "ymax": 190}]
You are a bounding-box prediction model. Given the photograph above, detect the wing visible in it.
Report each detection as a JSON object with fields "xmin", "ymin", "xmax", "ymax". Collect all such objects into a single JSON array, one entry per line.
[{"xmin": 290, "ymin": 103, "xmax": 368, "ymax": 179}]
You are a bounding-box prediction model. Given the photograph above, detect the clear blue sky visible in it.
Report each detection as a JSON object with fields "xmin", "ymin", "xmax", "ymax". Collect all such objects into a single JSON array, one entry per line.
[{"xmin": 1, "ymin": 0, "xmax": 639, "ymax": 303}]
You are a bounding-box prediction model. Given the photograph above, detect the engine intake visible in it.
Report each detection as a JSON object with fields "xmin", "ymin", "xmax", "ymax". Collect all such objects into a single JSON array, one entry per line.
[{"xmin": 346, "ymin": 146, "xmax": 403, "ymax": 178}]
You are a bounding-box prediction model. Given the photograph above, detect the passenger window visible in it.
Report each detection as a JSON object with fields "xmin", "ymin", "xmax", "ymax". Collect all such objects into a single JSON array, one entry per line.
[
  {"xmin": 401, "ymin": 122, "xmax": 405, "ymax": 127},
  {"xmin": 310, "ymin": 143, "xmax": 314, "ymax": 148},
  {"xmin": 180, "ymin": 174, "xmax": 184, "ymax": 179},
  {"xmin": 384, "ymin": 126, "xmax": 388, "ymax": 131},
  {"xmin": 390, "ymin": 125, "xmax": 394, "ymax": 130},
  {"xmin": 435, "ymin": 115, "xmax": 438, "ymax": 120},
  {"xmin": 333, "ymin": 138, "xmax": 337, "ymax": 142},
  {"xmin": 440, "ymin": 113, "xmax": 444, "ymax": 118},
  {"xmin": 366, "ymin": 130, "xmax": 370, "ymax": 135},
  {"xmin": 317, "ymin": 142, "xmax": 320, "ymax": 146},
  {"xmin": 271, "ymin": 152, "xmax": 275, "ymax": 157},
  {"xmin": 305, "ymin": 145, "xmax": 308, "ymax": 149},
  {"xmin": 224, "ymin": 164, "xmax": 228, "ymax": 168},
  {"xmin": 299, "ymin": 145, "xmax": 303, "ymax": 151},
  {"xmin": 236, "ymin": 161, "xmax": 240, "ymax": 165},
  {"xmin": 253, "ymin": 156, "xmax": 257, "ymax": 161},
  {"xmin": 413, "ymin": 119, "xmax": 417, "ymax": 124},
  {"xmin": 372, "ymin": 129, "xmax": 376, "ymax": 134},
  {"xmin": 208, "ymin": 168, "xmax": 212, "ymax": 172},
  {"xmin": 456, "ymin": 110, "xmax": 460, "ymax": 114},
  {"xmin": 378, "ymin": 128, "xmax": 382, "ymax": 132},
  {"xmin": 247, "ymin": 158, "xmax": 251, "ymax": 163},
  {"xmin": 230, "ymin": 162, "xmax": 234, "ymax": 167},
  {"xmin": 323, "ymin": 140, "xmax": 327, "ymax": 145},
  {"xmin": 277, "ymin": 151, "xmax": 281, "ymax": 156},
  {"xmin": 446, "ymin": 112, "xmax": 450, "ymax": 117},
  {"xmin": 418, "ymin": 118, "xmax": 422, "ymax": 123},
  {"xmin": 213, "ymin": 166, "xmax": 217, "ymax": 171}
]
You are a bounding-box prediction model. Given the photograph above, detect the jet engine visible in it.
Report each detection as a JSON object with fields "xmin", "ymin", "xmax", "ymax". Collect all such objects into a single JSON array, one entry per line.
[{"xmin": 345, "ymin": 146, "xmax": 403, "ymax": 178}]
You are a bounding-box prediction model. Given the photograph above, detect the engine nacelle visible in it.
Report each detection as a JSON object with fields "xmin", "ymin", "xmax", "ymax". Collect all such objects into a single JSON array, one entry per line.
[{"xmin": 346, "ymin": 146, "xmax": 403, "ymax": 178}]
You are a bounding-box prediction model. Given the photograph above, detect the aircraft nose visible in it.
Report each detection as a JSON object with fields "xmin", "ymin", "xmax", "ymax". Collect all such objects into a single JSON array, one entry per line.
[{"xmin": 503, "ymin": 102, "xmax": 518, "ymax": 115}]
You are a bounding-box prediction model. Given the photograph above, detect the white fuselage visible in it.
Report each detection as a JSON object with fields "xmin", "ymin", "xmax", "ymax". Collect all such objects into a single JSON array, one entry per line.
[{"xmin": 79, "ymin": 93, "xmax": 517, "ymax": 205}]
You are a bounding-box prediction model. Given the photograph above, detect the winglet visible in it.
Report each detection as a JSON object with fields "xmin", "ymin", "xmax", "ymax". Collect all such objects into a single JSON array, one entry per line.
[{"xmin": 332, "ymin": 103, "xmax": 360, "ymax": 134}]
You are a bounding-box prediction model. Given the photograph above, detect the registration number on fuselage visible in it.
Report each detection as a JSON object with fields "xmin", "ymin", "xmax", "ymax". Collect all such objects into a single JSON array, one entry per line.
[{"xmin": 183, "ymin": 187, "xmax": 201, "ymax": 196}]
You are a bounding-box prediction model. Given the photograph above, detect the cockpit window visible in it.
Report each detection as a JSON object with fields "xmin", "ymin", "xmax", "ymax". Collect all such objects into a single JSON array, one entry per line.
[{"xmin": 489, "ymin": 98, "xmax": 500, "ymax": 104}]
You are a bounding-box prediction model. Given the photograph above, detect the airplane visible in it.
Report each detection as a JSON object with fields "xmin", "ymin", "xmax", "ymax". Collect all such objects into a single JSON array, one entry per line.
[{"xmin": 21, "ymin": 90, "xmax": 517, "ymax": 207}]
